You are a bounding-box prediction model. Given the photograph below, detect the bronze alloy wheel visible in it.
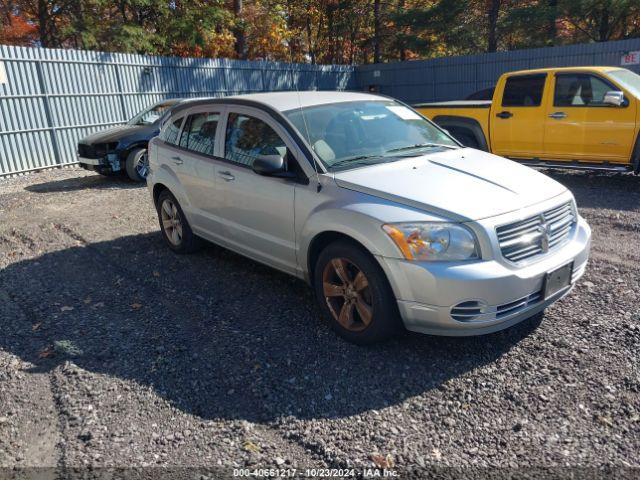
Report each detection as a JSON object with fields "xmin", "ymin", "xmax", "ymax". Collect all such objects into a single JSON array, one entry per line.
[
  {"xmin": 322, "ymin": 257, "xmax": 373, "ymax": 332},
  {"xmin": 160, "ymin": 198, "xmax": 183, "ymax": 246}
]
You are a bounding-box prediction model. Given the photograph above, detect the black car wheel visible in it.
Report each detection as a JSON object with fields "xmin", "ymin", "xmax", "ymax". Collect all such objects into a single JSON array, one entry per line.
[{"xmin": 125, "ymin": 148, "xmax": 149, "ymax": 182}]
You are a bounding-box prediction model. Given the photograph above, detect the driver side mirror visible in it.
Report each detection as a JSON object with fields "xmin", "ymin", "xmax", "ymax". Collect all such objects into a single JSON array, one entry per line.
[
  {"xmin": 252, "ymin": 154, "xmax": 285, "ymax": 176},
  {"xmin": 603, "ymin": 91, "xmax": 625, "ymax": 107}
]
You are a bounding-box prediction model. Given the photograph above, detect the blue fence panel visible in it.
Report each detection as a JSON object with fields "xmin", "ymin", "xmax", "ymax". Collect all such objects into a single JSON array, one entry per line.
[
  {"xmin": 357, "ymin": 38, "xmax": 640, "ymax": 103},
  {"xmin": 0, "ymin": 45, "xmax": 356, "ymax": 176}
]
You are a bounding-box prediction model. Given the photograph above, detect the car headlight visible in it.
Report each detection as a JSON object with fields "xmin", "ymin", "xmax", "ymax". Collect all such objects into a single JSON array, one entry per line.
[{"xmin": 382, "ymin": 223, "xmax": 479, "ymax": 261}]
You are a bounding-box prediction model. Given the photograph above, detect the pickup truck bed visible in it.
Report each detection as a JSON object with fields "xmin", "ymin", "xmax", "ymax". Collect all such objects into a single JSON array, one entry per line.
[{"xmin": 413, "ymin": 100, "xmax": 491, "ymax": 109}]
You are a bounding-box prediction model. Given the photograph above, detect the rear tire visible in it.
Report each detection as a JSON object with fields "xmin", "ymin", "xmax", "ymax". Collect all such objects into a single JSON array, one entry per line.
[
  {"xmin": 314, "ymin": 241, "xmax": 400, "ymax": 344},
  {"xmin": 125, "ymin": 148, "xmax": 149, "ymax": 182},
  {"xmin": 156, "ymin": 190, "xmax": 202, "ymax": 254}
]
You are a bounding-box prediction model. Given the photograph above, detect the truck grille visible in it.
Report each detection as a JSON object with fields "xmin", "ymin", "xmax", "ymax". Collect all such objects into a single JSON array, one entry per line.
[{"xmin": 496, "ymin": 202, "xmax": 575, "ymax": 263}]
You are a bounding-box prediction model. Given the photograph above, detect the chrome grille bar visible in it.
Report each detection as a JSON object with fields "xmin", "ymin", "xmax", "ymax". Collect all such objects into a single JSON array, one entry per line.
[{"xmin": 496, "ymin": 201, "xmax": 576, "ymax": 263}]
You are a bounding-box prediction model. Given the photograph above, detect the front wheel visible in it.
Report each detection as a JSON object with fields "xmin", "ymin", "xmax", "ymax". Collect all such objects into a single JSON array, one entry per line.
[
  {"xmin": 125, "ymin": 148, "xmax": 149, "ymax": 182},
  {"xmin": 314, "ymin": 241, "xmax": 401, "ymax": 344}
]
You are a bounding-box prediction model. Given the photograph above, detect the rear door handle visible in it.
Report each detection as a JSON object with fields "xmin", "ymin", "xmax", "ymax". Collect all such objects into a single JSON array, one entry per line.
[
  {"xmin": 218, "ymin": 171, "xmax": 235, "ymax": 182},
  {"xmin": 548, "ymin": 112, "xmax": 567, "ymax": 119},
  {"xmin": 496, "ymin": 111, "xmax": 513, "ymax": 119},
  {"xmin": 171, "ymin": 156, "xmax": 183, "ymax": 165}
]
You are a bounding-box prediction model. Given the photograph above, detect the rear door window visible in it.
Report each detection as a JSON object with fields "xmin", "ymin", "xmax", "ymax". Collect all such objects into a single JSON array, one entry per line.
[
  {"xmin": 179, "ymin": 112, "xmax": 220, "ymax": 156},
  {"xmin": 160, "ymin": 117, "xmax": 183, "ymax": 145},
  {"xmin": 502, "ymin": 74, "xmax": 546, "ymax": 107}
]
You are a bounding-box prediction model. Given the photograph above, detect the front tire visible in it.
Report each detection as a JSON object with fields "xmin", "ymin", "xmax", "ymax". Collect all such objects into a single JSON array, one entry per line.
[
  {"xmin": 156, "ymin": 190, "xmax": 202, "ymax": 254},
  {"xmin": 125, "ymin": 148, "xmax": 149, "ymax": 182},
  {"xmin": 452, "ymin": 130, "xmax": 480, "ymax": 149},
  {"xmin": 314, "ymin": 241, "xmax": 400, "ymax": 344}
]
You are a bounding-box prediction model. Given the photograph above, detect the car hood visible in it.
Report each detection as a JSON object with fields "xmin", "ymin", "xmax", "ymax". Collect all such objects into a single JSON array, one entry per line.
[
  {"xmin": 332, "ymin": 148, "xmax": 568, "ymax": 221},
  {"xmin": 79, "ymin": 124, "xmax": 150, "ymax": 145}
]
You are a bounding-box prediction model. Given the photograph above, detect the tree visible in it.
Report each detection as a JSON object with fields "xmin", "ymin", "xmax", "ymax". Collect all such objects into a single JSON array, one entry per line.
[{"xmin": 560, "ymin": 0, "xmax": 640, "ymax": 42}]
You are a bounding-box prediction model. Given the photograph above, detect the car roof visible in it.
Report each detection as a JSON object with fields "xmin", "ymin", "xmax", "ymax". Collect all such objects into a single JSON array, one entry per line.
[
  {"xmin": 170, "ymin": 91, "xmax": 390, "ymax": 115},
  {"xmin": 155, "ymin": 98, "xmax": 185, "ymax": 107},
  {"xmin": 504, "ymin": 66, "xmax": 626, "ymax": 76}
]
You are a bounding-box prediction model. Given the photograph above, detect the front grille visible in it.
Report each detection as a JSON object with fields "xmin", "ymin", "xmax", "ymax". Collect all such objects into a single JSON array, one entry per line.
[
  {"xmin": 78, "ymin": 143, "xmax": 96, "ymax": 158},
  {"xmin": 496, "ymin": 202, "xmax": 575, "ymax": 263},
  {"xmin": 496, "ymin": 290, "xmax": 542, "ymax": 319},
  {"xmin": 77, "ymin": 143, "xmax": 116, "ymax": 158},
  {"xmin": 450, "ymin": 300, "xmax": 486, "ymax": 322},
  {"xmin": 450, "ymin": 290, "xmax": 544, "ymax": 323}
]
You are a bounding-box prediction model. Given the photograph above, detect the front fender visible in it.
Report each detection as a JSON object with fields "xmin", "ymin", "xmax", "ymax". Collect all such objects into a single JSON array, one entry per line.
[{"xmin": 301, "ymin": 207, "xmax": 398, "ymax": 259}]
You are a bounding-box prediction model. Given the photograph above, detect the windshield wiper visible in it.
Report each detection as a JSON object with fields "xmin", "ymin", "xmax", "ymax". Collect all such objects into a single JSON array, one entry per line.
[
  {"xmin": 385, "ymin": 143, "xmax": 458, "ymax": 154},
  {"xmin": 329, "ymin": 155, "xmax": 387, "ymax": 169}
]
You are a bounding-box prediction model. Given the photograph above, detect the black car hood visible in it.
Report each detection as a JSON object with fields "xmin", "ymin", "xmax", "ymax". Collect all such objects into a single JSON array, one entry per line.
[{"xmin": 80, "ymin": 124, "xmax": 155, "ymax": 145}]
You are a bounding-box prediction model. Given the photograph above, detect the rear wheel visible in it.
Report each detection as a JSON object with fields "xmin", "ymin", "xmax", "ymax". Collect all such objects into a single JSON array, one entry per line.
[
  {"xmin": 314, "ymin": 241, "xmax": 400, "ymax": 344},
  {"xmin": 125, "ymin": 148, "xmax": 149, "ymax": 182},
  {"xmin": 156, "ymin": 190, "xmax": 202, "ymax": 254}
]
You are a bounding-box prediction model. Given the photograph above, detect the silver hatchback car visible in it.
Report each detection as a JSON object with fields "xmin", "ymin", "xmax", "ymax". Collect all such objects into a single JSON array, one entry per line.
[{"xmin": 147, "ymin": 92, "xmax": 591, "ymax": 344}]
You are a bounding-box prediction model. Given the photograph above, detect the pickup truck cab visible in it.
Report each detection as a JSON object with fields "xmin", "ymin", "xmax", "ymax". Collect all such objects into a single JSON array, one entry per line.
[{"xmin": 415, "ymin": 67, "xmax": 640, "ymax": 173}]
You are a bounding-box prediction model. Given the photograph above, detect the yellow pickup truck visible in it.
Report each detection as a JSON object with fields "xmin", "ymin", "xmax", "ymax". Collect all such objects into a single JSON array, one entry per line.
[{"xmin": 415, "ymin": 66, "xmax": 640, "ymax": 173}]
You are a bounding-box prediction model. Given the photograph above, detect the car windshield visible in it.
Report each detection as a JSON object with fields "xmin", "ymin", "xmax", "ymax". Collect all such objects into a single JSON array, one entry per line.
[
  {"xmin": 608, "ymin": 69, "xmax": 640, "ymax": 98},
  {"xmin": 284, "ymin": 100, "xmax": 459, "ymax": 170},
  {"xmin": 129, "ymin": 103, "xmax": 173, "ymax": 126}
]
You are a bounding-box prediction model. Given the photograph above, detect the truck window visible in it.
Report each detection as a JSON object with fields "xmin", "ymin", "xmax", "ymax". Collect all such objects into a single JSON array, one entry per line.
[
  {"xmin": 502, "ymin": 74, "xmax": 546, "ymax": 107},
  {"xmin": 554, "ymin": 74, "xmax": 616, "ymax": 107}
]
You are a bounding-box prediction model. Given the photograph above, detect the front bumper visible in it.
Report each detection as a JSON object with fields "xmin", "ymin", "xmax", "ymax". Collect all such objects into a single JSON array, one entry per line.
[
  {"xmin": 77, "ymin": 154, "xmax": 121, "ymax": 172},
  {"xmin": 377, "ymin": 215, "xmax": 591, "ymax": 336}
]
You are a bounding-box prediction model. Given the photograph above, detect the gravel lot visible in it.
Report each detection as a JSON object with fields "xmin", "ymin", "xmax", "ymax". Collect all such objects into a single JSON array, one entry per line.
[{"xmin": 0, "ymin": 167, "xmax": 638, "ymax": 478}]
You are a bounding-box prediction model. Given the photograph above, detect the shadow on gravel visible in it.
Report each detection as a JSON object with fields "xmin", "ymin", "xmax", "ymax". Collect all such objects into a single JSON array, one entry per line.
[
  {"xmin": 25, "ymin": 174, "xmax": 143, "ymax": 193},
  {"xmin": 0, "ymin": 232, "xmax": 541, "ymax": 422},
  {"xmin": 543, "ymin": 170, "xmax": 640, "ymax": 211}
]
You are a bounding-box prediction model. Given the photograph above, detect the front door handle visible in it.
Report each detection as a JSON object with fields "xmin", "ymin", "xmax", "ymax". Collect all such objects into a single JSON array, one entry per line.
[
  {"xmin": 218, "ymin": 171, "xmax": 235, "ymax": 182},
  {"xmin": 496, "ymin": 111, "xmax": 513, "ymax": 119},
  {"xmin": 548, "ymin": 112, "xmax": 567, "ymax": 119},
  {"xmin": 171, "ymin": 156, "xmax": 183, "ymax": 165}
]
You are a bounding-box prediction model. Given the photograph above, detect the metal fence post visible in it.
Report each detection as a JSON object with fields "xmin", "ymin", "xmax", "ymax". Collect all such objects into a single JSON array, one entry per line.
[
  {"xmin": 34, "ymin": 60, "xmax": 62, "ymax": 165},
  {"xmin": 113, "ymin": 62, "xmax": 128, "ymax": 120}
]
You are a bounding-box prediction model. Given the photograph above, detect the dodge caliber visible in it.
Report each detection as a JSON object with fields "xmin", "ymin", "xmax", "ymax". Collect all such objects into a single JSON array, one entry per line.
[{"xmin": 146, "ymin": 92, "xmax": 591, "ymax": 344}]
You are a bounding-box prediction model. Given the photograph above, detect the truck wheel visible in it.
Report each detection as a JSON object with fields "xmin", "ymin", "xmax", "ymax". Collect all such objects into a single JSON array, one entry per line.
[
  {"xmin": 314, "ymin": 241, "xmax": 401, "ymax": 344},
  {"xmin": 125, "ymin": 148, "xmax": 149, "ymax": 182}
]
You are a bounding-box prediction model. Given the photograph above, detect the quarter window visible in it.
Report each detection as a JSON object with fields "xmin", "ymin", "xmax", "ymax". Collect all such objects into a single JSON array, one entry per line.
[
  {"xmin": 160, "ymin": 117, "xmax": 183, "ymax": 145},
  {"xmin": 554, "ymin": 74, "xmax": 615, "ymax": 106},
  {"xmin": 502, "ymin": 74, "xmax": 546, "ymax": 107},
  {"xmin": 179, "ymin": 112, "xmax": 220, "ymax": 155},
  {"xmin": 224, "ymin": 113, "xmax": 288, "ymax": 167}
]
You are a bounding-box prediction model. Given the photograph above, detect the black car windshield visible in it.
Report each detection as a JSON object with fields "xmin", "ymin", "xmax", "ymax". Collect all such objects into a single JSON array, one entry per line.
[
  {"xmin": 284, "ymin": 100, "xmax": 458, "ymax": 170},
  {"xmin": 129, "ymin": 103, "xmax": 173, "ymax": 126}
]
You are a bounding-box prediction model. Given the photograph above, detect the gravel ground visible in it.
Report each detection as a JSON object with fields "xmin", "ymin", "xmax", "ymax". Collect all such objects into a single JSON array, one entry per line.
[{"xmin": 0, "ymin": 167, "xmax": 638, "ymax": 479}]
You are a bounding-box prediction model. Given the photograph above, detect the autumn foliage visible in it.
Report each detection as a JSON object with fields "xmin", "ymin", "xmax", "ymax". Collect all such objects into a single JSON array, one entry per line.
[{"xmin": 1, "ymin": 1, "xmax": 640, "ymax": 64}]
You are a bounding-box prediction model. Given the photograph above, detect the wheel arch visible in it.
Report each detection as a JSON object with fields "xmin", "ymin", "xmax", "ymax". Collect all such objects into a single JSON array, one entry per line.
[
  {"xmin": 149, "ymin": 165, "xmax": 191, "ymax": 212},
  {"xmin": 119, "ymin": 141, "xmax": 148, "ymax": 161},
  {"xmin": 306, "ymin": 231, "xmax": 374, "ymax": 285},
  {"xmin": 631, "ymin": 131, "xmax": 640, "ymax": 174},
  {"xmin": 432, "ymin": 115, "xmax": 489, "ymax": 151}
]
